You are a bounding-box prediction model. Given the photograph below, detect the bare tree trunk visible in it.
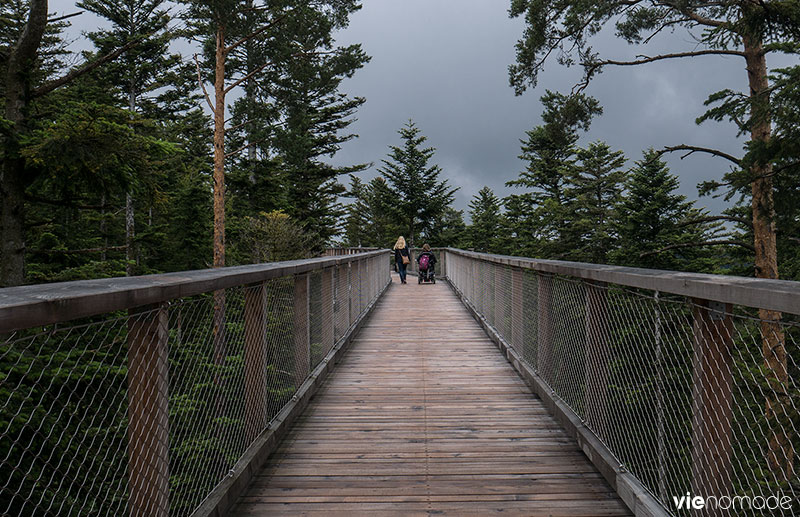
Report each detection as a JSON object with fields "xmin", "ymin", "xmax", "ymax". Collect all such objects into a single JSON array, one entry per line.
[
  {"xmin": 213, "ymin": 27, "xmax": 226, "ymax": 270},
  {"xmin": 126, "ymin": 86, "xmax": 136, "ymax": 276},
  {"xmin": 743, "ymin": 34, "xmax": 793, "ymax": 481},
  {"xmin": 246, "ymin": 0, "xmax": 257, "ymax": 185},
  {"xmin": 212, "ymin": 24, "xmax": 228, "ymax": 385},
  {"xmin": 1, "ymin": 0, "xmax": 48, "ymax": 287}
]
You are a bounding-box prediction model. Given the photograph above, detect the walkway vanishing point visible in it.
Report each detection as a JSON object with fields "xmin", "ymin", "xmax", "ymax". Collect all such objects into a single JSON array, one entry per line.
[{"xmin": 233, "ymin": 276, "xmax": 631, "ymax": 516}]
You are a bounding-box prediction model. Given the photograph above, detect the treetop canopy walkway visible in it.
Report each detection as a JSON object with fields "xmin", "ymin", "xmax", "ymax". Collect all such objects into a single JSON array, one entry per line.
[{"xmin": 1, "ymin": 249, "xmax": 798, "ymax": 516}]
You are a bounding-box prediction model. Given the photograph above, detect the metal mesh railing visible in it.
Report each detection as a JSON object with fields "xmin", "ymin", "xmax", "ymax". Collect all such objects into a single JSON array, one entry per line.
[
  {"xmin": 1, "ymin": 252, "xmax": 389, "ymax": 516},
  {"xmin": 446, "ymin": 250, "xmax": 799, "ymax": 516}
]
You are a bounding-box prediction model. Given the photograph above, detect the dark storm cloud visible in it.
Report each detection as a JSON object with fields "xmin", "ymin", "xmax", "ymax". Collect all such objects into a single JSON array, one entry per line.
[
  {"xmin": 60, "ymin": 1, "xmax": 794, "ymax": 216},
  {"xmin": 328, "ymin": 0, "xmax": 793, "ymax": 217}
]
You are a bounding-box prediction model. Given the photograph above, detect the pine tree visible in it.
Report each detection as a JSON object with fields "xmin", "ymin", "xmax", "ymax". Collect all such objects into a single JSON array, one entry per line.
[
  {"xmin": 79, "ymin": 0, "xmax": 179, "ymax": 275},
  {"xmin": 343, "ymin": 175, "xmax": 399, "ymax": 248},
  {"xmin": 468, "ymin": 187, "xmax": 502, "ymax": 253},
  {"xmin": 612, "ymin": 150, "xmax": 719, "ymax": 272},
  {"xmin": 506, "ymin": 91, "xmax": 601, "ymax": 258},
  {"xmin": 378, "ymin": 121, "xmax": 458, "ymax": 246},
  {"xmin": 565, "ymin": 141, "xmax": 626, "ymax": 263},
  {"xmin": 428, "ymin": 207, "xmax": 467, "ymax": 248}
]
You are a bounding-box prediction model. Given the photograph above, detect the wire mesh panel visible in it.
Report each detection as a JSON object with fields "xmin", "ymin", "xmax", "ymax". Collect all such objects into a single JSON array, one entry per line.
[
  {"xmin": 1, "ymin": 252, "xmax": 390, "ymax": 517},
  {"xmin": 445, "ymin": 250, "xmax": 799, "ymax": 516}
]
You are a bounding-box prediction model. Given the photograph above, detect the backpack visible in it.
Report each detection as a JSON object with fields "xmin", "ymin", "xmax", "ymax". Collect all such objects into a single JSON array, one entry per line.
[{"xmin": 419, "ymin": 253, "xmax": 430, "ymax": 271}]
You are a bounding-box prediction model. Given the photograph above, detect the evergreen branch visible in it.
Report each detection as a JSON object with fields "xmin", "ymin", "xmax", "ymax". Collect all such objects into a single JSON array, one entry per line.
[
  {"xmin": 588, "ymin": 49, "xmax": 745, "ymax": 70},
  {"xmin": 676, "ymin": 215, "xmax": 752, "ymax": 228},
  {"xmin": 225, "ymin": 138, "xmax": 268, "ymax": 158},
  {"xmin": 25, "ymin": 194, "xmax": 113, "ymax": 210},
  {"xmin": 661, "ymin": 2, "xmax": 726, "ymax": 28},
  {"xmin": 34, "ymin": 35, "xmax": 144, "ymax": 98},
  {"xmin": 657, "ymin": 144, "xmax": 742, "ymax": 165},
  {"xmin": 224, "ymin": 60, "xmax": 277, "ymax": 94},
  {"xmin": 223, "ymin": 13, "xmax": 288, "ymax": 55},
  {"xmin": 639, "ymin": 240, "xmax": 755, "ymax": 258},
  {"xmin": 193, "ymin": 54, "xmax": 216, "ymax": 114},
  {"xmin": 48, "ymin": 11, "xmax": 83, "ymax": 24},
  {"xmin": 32, "ymin": 245, "xmax": 127, "ymax": 255}
]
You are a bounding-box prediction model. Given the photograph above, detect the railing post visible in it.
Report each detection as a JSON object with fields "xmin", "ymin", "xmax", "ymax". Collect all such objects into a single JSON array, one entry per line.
[
  {"xmin": 511, "ymin": 267, "xmax": 524, "ymax": 355},
  {"xmin": 336, "ymin": 262, "xmax": 350, "ymax": 338},
  {"xmin": 321, "ymin": 267, "xmax": 335, "ymax": 352},
  {"xmin": 350, "ymin": 260, "xmax": 360, "ymax": 324},
  {"xmin": 537, "ymin": 273, "xmax": 553, "ymax": 381},
  {"xmin": 691, "ymin": 299, "xmax": 733, "ymax": 509},
  {"xmin": 244, "ymin": 283, "xmax": 268, "ymax": 443},
  {"xmin": 494, "ymin": 264, "xmax": 505, "ymax": 334},
  {"xmin": 584, "ymin": 281, "xmax": 609, "ymax": 439},
  {"xmin": 127, "ymin": 303, "xmax": 169, "ymax": 517},
  {"xmin": 293, "ymin": 273, "xmax": 310, "ymax": 389}
]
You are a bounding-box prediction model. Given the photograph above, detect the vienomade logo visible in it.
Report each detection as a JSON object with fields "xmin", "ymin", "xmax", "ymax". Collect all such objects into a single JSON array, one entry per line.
[{"xmin": 672, "ymin": 492, "xmax": 794, "ymax": 512}]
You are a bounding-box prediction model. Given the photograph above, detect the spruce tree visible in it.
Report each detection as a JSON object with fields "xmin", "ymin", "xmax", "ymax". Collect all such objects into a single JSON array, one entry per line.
[
  {"xmin": 565, "ymin": 141, "xmax": 626, "ymax": 263},
  {"xmin": 468, "ymin": 187, "xmax": 503, "ymax": 253},
  {"xmin": 344, "ymin": 175, "xmax": 399, "ymax": 248},
  {"xmin": 378, "ymin": 121, "xmax": 458, "ymax": 246},
  {"xmin": 612, "ymin": 150, "xmax": 719, "ymax": 272},
  {"xmin": 506, "ymin": 91, "xmax": 601, "ymax": 258}
]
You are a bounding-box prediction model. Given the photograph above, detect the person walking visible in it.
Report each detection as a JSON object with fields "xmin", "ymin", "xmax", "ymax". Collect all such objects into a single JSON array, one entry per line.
[{"xmin": 393, "ymin": 236, "xmax": 411, "ymax": 284}]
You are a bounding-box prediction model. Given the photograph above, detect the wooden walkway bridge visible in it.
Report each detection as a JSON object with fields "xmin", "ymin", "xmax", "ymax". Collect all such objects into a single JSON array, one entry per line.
[
  {"xmin": 233, "ymin": 276, "xmax": 631, "ymax": 516},
  {"xmin": 2, "ymin": 248, "xmax": 797, "ymax": 517}
]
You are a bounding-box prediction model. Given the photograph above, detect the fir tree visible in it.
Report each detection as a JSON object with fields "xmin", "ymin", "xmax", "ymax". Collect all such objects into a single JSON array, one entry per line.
[
  {"xmin": 506, "ymin": 91, "xmax": 601, "ymax": 258},
  {"xmin": 565, "ymin": 141, "xmax": 626, "ymax": 263},
  {"xmin": 612, "ymin": 150, "xmax": 718, "ymax": 272},
  {"xmin": 378, "ymin": 121, "xmax": 458, "ymax": 246},
  {"xmin": 468, "ymin": 187, "xmax": 503, "ymax": 253}
]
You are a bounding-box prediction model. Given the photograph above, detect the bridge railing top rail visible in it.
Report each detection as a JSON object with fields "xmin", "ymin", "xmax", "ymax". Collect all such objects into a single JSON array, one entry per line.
[
  {"xmin": 0, "ymin": 249, "xmax": 388, "ymax": 333},
  {"xmin": 443, "ymin": 247, "xmax": 800, "ymax": 315}
]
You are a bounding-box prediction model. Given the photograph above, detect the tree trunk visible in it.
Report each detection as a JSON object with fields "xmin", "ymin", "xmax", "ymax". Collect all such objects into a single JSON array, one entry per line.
[
  {"xmin": 213, "ymin": 27, "xmax": 226, "ymax": 270},
  {"xmin": 0, "ymin": 0, "xmax": 48, "ymax": 287},
  {"xmin": 126, "ymin": 86, "xmax": 136, "ymax": 276},
  {"xmin": 211, "ymin": 22, "xmax": 228, "ymax": 392},
  {"xmin": 245, "ymin": 0, "xmax": 257, "ymax": 185},
  {"xmin": 0, "ymin": 163, "xmax": 26, "ymax": 287},
  {"xmin": 743, "ymin": 34, "xmax": 793, "ymax": 481}
]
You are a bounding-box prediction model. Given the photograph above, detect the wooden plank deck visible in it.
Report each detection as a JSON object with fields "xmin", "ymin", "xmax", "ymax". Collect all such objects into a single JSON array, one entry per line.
[{"xmin": 232, "ymin": 274, "xmax": 632, "ymax": 516}]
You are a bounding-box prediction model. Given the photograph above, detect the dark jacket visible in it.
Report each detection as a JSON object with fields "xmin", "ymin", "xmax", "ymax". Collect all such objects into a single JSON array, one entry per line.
[{"xmin": 394, "ymin": 246, "xmax": 409, "ymax": 265}]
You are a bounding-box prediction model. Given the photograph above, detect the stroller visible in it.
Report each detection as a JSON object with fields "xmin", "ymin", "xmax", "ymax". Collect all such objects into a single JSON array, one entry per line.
[{"xmin": 417, "ymin": 252, "xmax": 436, "ymax": 284}]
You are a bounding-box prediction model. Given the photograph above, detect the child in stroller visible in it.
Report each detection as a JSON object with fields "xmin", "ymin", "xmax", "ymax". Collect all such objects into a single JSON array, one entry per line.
[{"xmin": 417, "ymin": 244, "xmax": 437, "ymax": 284}]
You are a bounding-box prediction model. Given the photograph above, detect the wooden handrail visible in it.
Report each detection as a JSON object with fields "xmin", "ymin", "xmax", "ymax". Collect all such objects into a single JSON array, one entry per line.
[
  {"xmin": 0, "ymin": 250, "xmax": 388, "ymax": 333},
  {"xmin": 442, "ymin": 248, "xmax": 800, "ymax": 315}
]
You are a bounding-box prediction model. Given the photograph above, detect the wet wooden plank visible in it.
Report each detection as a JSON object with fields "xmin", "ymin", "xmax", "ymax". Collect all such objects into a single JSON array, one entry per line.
[{"xmin": 231, "ymin": 274, "xmax": 631, "ymax": 516}]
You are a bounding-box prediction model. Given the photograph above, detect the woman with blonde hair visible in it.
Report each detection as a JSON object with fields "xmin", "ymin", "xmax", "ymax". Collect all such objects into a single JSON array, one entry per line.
[{"xmin": 393, "ymin": 236, "xmax": 411, "ymax": 284}]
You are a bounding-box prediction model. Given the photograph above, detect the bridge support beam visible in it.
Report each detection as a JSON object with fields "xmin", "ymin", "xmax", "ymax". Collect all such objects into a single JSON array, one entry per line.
[
  {"xmin": 691, "ymin": 298, "xmax": 733, "ymax": 512},
  {"xmin": 537, "ymin": 273, "xmax": 554, "ymax": 382},
  {"xmin": 494, "ymin": 265, "xmax": 506, "ymax": 335},
  {"xmin": 244, "ymin": 283, "xmax": 268, "ymax": 443},
  {"xmin": 511, "ymin": 268, "xmax": 524, "ymax": 356},
  {"xmin": 294, "ymin": 274, "xmax": 311, "ymax": 389},
  {"xmin": 336, "ymin": 263, "xmax": 350, "ymax": 339},
  {"xmin": 584, "ymin": 281, "xmax": 610, "ymax": 440},
  {"xmin": 321, "ymin": 267, "xmax": 335, "ymax": 355},
  {"xmin": 350, "ymin": 260, "xmax": 360, "ymax": 324},
  {"xmin": 127, "ymin": 303, "xmax": 169, "ymax": 517}
]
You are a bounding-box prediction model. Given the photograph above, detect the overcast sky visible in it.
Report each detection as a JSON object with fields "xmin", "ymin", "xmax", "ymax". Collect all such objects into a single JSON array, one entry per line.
[{"xmin": 62, "ymin": 1, "xmax": 798, "ymax": 218}]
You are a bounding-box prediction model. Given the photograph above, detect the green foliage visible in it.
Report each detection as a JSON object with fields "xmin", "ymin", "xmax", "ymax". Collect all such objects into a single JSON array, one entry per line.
[
  {"xmin": 343, "ymin": 175, "xmax": 401, "ymax": 248},
  {"xmin": 611, "ymin": 150, "xmax": 720, "ymax": 272},
  {"xmin": 377, "ymin": 120, "xmax": 458, "ymax": 246},
  {"xmin": 468, "ymin": 187, "xmax": 503, "ymax": 253},
  {"xmin": 236, "ymin": 210, "xmax": 313, "ymax": 263}
]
